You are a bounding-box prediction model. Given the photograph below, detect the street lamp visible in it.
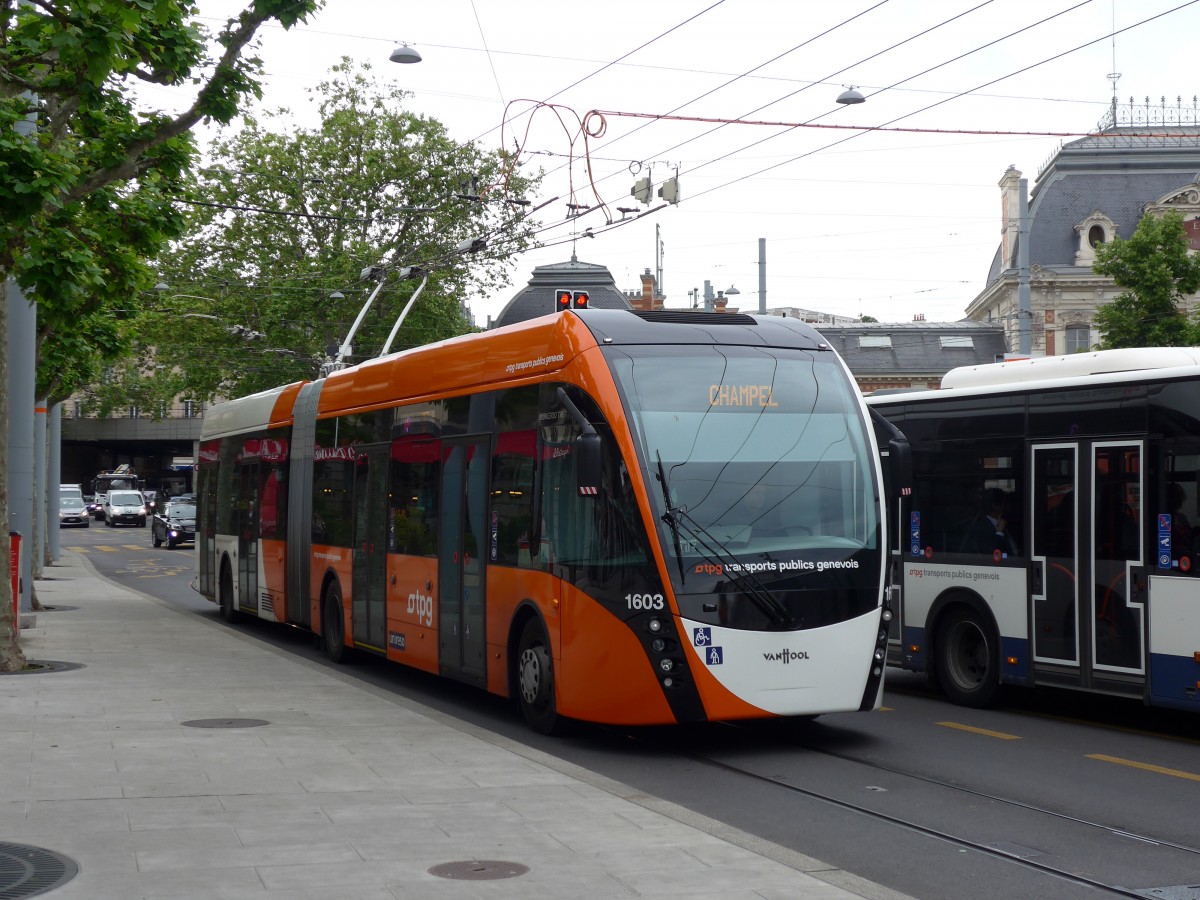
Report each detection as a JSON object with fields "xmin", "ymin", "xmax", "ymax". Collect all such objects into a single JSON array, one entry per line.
[
  {"xmin": 179, "ymin": 313, "xmax": 265, "ymax": 341},
  {"xmin": 389, "ymin": 43, "xmax": 421, "ymax": 64},
  {"xmin": 836, "ymin": 86, "xmax": 866, "ymax": 105}
]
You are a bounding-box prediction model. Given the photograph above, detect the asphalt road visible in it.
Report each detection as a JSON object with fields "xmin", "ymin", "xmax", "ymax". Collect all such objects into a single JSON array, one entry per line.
[{"xmin": 61, "ymin": 524, "xmax": 1200, "ymax": 900}]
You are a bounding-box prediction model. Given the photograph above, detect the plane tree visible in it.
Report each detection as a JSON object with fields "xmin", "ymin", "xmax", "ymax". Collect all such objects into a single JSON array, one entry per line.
[
  {"xmin": 0, "ymin": 0, "xmax": 324, "ymax": 671},
  {"xmin": 113, "ymin": 58, "xmax": 543, "ymax": 410}
]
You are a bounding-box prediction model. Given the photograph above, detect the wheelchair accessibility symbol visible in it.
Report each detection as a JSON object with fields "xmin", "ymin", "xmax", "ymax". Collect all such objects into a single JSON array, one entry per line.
[{"xmin": 693, "ymin": 627, "xmax": 711, "ymax": 647}]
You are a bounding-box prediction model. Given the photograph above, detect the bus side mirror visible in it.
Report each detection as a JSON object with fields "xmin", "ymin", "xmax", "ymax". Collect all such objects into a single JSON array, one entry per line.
[
  {"xmin": 889, "ymin": 439, "xmax": 913, "ymax": 497},
  {"xmin": 576, "ymin": 433, "xmax": 602, "ymax": 497}
]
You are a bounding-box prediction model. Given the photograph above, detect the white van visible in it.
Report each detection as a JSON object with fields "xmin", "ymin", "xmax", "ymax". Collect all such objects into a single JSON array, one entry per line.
[{"xmin": 104, "ymin": 490, "xmax": 147, "ymax": 527}]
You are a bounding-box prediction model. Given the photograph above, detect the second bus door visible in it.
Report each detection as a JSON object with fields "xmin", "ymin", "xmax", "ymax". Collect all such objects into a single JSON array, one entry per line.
[
  {"xmin": 351, "ymin": 444, "xmax": 389, "ymax": 651},
  {"xmin": 438, "ymin": 437, "xmax": 489, "ymax": 686},
  {"xmin": 1030, "ymin": 442, "xmax": 1145, "ymax": 688}
]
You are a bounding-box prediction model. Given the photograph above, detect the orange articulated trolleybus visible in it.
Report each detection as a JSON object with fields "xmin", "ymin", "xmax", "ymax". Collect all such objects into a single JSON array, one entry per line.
[{"xmin": 196, "ymin": 308, "xmax": 905, "ymax": 732}]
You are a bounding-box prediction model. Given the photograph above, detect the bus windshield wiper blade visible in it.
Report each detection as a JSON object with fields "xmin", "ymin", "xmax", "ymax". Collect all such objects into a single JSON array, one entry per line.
[
  {"xmin": 668, "ymin": 505, "xmax": 795, "ymax": 631},
  {"xmin": 656, "ymin": 452, "xmax": 688, "ymax": 585}
]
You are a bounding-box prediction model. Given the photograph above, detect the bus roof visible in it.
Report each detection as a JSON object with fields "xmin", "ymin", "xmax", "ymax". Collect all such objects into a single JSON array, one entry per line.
[
  {"xmin": 200, "ymin": 381, "xmax": 307, "ymax": 440},
  {"xmin": 198, "ymin": 310, "xmax": 837, "ymax": 436},
  {"xmin": 858, "ymin": 347, "xmax": 1200, "ymax": 406},
  {"xmin": 937, "ymin": 347, "xmax": 1200, "ymax": 391},
  {"xmin": 316, "ymin": 309, "xmax": 832, "ymax": 417}
]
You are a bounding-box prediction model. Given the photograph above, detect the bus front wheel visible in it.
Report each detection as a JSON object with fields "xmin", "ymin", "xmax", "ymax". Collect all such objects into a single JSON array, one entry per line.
[
  {"xmin": 517, "ymin": 618, "xmax": 561, "ymax": 735},
  {"xmin": 323, "ymin": 584, "xmax": 348, "ymax": 664},
  {"xmin": 935, "ymin": 607, "xmax": 1000, "ymax": 708}
]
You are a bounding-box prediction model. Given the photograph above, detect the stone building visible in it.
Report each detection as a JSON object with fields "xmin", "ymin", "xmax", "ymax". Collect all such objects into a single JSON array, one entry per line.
[{"xmin": 967, "ymin": 98, "xmax": 1200, "ymax": 354}]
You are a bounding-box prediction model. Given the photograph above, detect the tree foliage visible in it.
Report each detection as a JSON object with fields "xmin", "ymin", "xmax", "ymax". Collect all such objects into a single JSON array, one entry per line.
[
  {"xmin": 1092, "ymin": 210, "xmax": 1200, "ymax": 349},
  {"xmin": 0, "ymin": 0, "xmax": 323, "ymax": 669},
  {"xmin": 113, "ymin": 59, "xmax": 541, "ymax": 407}
]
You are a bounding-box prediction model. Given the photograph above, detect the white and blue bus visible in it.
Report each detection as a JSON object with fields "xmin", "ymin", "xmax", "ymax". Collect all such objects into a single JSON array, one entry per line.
[{"xmin": 869, "ymin": 347, "xmax": 1200, "ymax": 712}]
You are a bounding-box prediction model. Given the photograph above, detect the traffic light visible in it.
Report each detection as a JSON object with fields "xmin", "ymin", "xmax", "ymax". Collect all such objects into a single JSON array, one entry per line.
[
  {"xmin": 554, "ymin": 289, "xmax": 590, "ymax": 312},
  {"xmin": 657, "ymin": 176, "xmax": 680, "ymax": 204},
  {"xmin": 631, "ymin": 176, "xmax": 652, "ymax": 204}
]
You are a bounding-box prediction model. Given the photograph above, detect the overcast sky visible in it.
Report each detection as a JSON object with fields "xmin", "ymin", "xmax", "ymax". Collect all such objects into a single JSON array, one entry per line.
[{"xmin": 169, "ymin": 0, "xmax": 1198, "ymax": 326}]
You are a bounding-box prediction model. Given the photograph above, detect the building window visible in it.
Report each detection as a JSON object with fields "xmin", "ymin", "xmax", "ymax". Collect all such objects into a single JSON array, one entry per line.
[
  {"xmin": 1088, "ymin": 224, "xmax": 1106, "ymax": 248},
  {"xmin": 73, "ymin": 400, "xmax": 83, "ymax": 418},
  {"xmin": 1065, "ymin": 325, "xmax": 1090, "ymax": 353},
  {"xmin": 939, "ymin": 335, "xmax": 975, "ymax": 349},
  {"xmin": 858, "ymin": 335, "xmax": 892, "ymax": 348},
  {"xmin": 183, "ymin": 400, "xmax": 197, "ymax": 418},
  {"xmin": 129, "ymin": 405, "xmax": 139, "ymax": 419}
]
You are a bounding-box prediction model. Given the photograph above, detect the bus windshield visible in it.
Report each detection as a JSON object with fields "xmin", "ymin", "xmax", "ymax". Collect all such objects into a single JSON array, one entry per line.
[{"xmin": 608, "ymin": 345, "xmax": 879, "ymax": 591}]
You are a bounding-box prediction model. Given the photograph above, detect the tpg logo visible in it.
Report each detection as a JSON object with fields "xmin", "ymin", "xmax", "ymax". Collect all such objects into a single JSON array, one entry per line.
[{"xmin": 406, "ymin": 590, "xmax": 434, "ymax": 627}]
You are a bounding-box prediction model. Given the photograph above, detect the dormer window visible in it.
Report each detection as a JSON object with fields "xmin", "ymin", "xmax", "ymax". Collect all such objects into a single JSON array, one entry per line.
[{"xmin": 1074, "ymin": 210, "xmax": 1118, "ymax": 266}]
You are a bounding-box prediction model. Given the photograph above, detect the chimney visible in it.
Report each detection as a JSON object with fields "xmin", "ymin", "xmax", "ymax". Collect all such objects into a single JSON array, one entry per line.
[
  {"xmin": 714, "ymin": 290, "xmax": 728, "ymax": 313},
  {"xmin": 999, "ymin": 165, "xmax": 1022, "ymax": 270}
]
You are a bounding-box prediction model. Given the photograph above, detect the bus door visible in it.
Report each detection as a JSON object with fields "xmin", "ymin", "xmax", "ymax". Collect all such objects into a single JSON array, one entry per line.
[
  {"xmin": 351, "ymin": 444, "xmax": 390, "ymax": 651},
  {"xmin": 1090, "ymin": 442, "xmax": 1145, "ymax": 677},
  {"xmin": 1031, "ymin": 444, "xmax": 1079, "ymax": 668},
  {"xmin": 437, "ymin": 436, "xmax": 489, "ymax": 686},
  {"xmin": 235, "ymin": 462, "xmax": 260, "ymax": 613}
]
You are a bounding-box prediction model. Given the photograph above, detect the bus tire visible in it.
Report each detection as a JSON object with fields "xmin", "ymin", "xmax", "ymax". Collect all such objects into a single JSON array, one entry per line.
[
  {"xmin": 935, "ymin": 606, "xmax": 1000, "ymax": 708},
  {"xmin": 323, "ymin": 584, "xmax": 348, "ymax": 664},
  {"xmin": 516, "ymin": 618, "xmax": 562, "ymax": 735},
  {"xmin": 219, "ymin": 562, "xmax": 241, "ymax": 623}
]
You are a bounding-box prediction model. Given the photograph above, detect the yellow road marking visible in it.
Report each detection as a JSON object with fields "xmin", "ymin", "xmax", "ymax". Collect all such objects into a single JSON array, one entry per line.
[
  {"xmin": 1087, "ymin": 754, "xmax": 1200, "ymax": 782},
  {"xmin": 937, "ymin": 721, "xmax": 1021, "ymax": 740}
]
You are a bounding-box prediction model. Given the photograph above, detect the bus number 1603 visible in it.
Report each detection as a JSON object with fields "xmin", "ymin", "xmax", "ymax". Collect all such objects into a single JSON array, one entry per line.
[{"xmin": 625, "ymin": 593, "xmax": 665, "ymax": 611}]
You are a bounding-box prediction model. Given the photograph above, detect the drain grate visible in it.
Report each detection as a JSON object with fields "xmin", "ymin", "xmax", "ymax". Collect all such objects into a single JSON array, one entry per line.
[
  {"xmin": 0, "ymin": 843, "xmax": 79, "ymax": 899},
  {"xmin": 0, "ymin": 661, "xmax": 84, "ymax": 677},
  {"xmin": 428, "ymin": 860, "xmax": 529, "ymax": 881},
  {"xmin": 181, "ymin": 718, "xmax": 269, "ymax": 729}
]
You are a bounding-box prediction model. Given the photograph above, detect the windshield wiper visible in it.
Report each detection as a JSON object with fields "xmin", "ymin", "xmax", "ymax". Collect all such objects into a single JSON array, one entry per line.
[
  {"xmin": 656, "ymin": 453, "xmax": 794, "ymax": 630},
  {"xmin": 656, "ymin": 452, "xmax": 688, "ymax": 585}
]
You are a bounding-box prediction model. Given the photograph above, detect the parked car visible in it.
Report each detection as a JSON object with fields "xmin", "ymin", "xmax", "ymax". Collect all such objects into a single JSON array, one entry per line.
[
  {"xmin": 104, "ymin": 490, "xmax": 147, "ymax": 527},
  {"xmin": 58, "ymin": 494, "xmax": 90, "ymax": 528},
  {"xmin": 151, "ymin": 499, "xmax": 196, "ymax": 549}
]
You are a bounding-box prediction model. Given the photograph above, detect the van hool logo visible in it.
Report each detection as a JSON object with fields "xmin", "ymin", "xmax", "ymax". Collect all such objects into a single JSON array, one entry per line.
[{"xmin": 763, "ymin": 648, "xmax": 810, "ymax": 664}]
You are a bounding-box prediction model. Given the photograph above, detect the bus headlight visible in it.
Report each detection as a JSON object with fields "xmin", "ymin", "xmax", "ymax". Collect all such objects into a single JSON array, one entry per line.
[
  {"xmin": 647, "ymin": 618, "xmax": 663, "ymax": 634},
  {"xmin": 651, "ymin": 638, "xmax": 666, "ymax": 652},
  {"xmin": 659, "ymin": 658, "xmax": 674, "ymax": 673}
]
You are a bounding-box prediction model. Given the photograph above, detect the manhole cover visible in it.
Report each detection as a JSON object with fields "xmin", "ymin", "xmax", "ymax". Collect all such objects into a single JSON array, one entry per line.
[
  {"xmin": 0, "ymin": 661, "xmax": 84, "ymax": 677},
  {"xmin": 428, "ymin": 860, "xmax": 529, "ymax": 881},
  {"xmin": 181, "ymin": 718, "xmax": 269, "ymax": 729},
  {"xmin": 0, "ymin": 843, "xmax": 79, "ymax": 899},
  {"xmin": 1137, "ymin": 886, "xmax": 1200, "ymax": 900}
]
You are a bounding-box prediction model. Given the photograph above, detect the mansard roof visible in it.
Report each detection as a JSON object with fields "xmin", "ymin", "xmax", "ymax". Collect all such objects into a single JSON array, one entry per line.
[{"xmin": 986, "ymin": 124, "xmax": 1200, "ymax": 284}]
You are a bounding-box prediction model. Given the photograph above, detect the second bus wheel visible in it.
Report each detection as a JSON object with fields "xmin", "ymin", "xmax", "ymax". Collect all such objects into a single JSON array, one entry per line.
[
  {"xmin": 323, "ymin": 585, "xmax": 348, "ymax": 664},
  {"xmin": 935, "ymin": 606, "xmax": 1000, "ymax": 708},
  {"xmin": 517, "ymin": 618, "xmax": 562, "ymax": 735}
]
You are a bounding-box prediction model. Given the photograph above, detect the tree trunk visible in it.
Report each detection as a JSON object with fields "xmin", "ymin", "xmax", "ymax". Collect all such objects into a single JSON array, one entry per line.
[{"xmin": 1, "ymin": 276, "xmax": 29, "ymax": 672}]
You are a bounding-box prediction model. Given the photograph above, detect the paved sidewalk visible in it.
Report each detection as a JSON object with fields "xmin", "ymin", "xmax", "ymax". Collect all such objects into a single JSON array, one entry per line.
[{"xmin": 1, "ymin": 550, "xmax": 908, "ymax": 900}]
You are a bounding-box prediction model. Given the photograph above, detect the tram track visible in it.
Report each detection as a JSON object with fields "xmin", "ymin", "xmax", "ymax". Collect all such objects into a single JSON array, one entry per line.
[{"xmin": 615, "ymin": 720, "xmax": 1200, "ymax": 899}]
